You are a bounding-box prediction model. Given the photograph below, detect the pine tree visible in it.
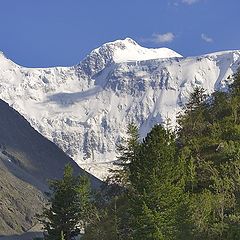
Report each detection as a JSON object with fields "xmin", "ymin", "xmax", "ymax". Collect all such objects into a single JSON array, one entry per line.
[
  {"xmin": 177, "ymin": 86, "xmax": 208, "ymax": 144},
  {"xmin": 39, "ymin": 164, "xmax": 93, "ymax": 240},
  {"xmin": 129, "ymin": 125, "xmax": 190, "ymax": 240},
  {"xmin": 229, "ymin": 69, "xmax": 240, "ymax": 97},
  {"xmin": 109, "ymin": 123, "xmax": 140, "ymax": 188},
  {"xmin": 132, "ymin": 201, "xmax": 164, "ymax": 240},
  {"xmin": 82, "ymin": 124, "xmax": 140, "ymax": 240}
]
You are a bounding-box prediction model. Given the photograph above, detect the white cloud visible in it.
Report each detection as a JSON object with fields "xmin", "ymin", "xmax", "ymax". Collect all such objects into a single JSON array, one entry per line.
[
  {"xmin": 146, "ymin": 32, "xmax": 175, "ymax": 44},
  {"xmin": 182, "ymin": 0, "xmax": 199, "ymax": 5},
  {"xmin": 201, "ymin": 33, "xmax": 213, "ymax": 43}
]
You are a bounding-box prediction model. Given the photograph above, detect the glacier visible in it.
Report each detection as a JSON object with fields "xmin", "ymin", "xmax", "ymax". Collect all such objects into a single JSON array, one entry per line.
[{"xmin": 0, "ymin": 38, "xmax": 239, "ymax": 179}]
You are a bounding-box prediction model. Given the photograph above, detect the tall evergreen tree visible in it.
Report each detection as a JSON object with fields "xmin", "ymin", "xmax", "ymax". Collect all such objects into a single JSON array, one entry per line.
[
  {"xmin": 39, "ymin": 164, "xmax": 93, "ymax": 240},
  {"xmin": 129, "ymin": 125, "xmax": 190, "ymax": 240},
  {"xmin": 109, "ymin": 123, "xmax": 140, "ymax": 188},
  {"xmin": 82, "ymin": 124, "xmax": 140, "ymax": 240}
]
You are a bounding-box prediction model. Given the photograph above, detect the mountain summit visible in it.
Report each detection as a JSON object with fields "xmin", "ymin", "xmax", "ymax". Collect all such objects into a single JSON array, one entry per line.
[
  {"xmin": 79, "ymin": 38, "xmax": 182, "ymax": 77},
  {"xmin": 90, "ymin": 37, "xmax": 182, "ymax": 62},
  {"xmin": 0, "ymin": 40, "xmax": 239, "ymax": 178}
]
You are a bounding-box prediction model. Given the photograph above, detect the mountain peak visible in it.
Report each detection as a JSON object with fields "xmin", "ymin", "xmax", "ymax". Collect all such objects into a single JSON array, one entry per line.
[
  {"xmin": 79, "ymin": 38, "xmax": 183, "ymax": 77},
  {"xmin": 97, "ymin": 37, "xmax": 183, "ymax": 63},
  {"xmin": 104, "ymin": 37, "xmax": 138, "ymax": 48}
]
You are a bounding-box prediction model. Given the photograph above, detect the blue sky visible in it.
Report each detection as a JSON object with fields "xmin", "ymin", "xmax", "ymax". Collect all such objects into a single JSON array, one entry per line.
[{"xmin": 0, "ymin": 0, "xmax": 239, "ymax": 67}]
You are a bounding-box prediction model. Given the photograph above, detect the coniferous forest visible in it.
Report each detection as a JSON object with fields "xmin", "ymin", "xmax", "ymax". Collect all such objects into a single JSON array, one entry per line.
[{"xmin": 40, "ymin": 70, "xmax": 240, "ymax": 240}]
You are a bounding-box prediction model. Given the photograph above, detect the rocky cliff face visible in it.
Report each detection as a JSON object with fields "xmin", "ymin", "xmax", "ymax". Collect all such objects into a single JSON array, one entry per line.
[{"xmin": 0, "ymin": 39, "xmax": 239, "ymax": 178}]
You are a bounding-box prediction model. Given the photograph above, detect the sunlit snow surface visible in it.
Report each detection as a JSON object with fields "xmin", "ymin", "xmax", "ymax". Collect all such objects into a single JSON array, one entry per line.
[{"xmin": 0, "ymin": 39, "xmax": 239, "ymax": 179}]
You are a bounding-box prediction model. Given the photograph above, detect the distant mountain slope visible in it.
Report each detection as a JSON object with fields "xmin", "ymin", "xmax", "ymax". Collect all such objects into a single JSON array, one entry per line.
[
  {"xmin": 0, "ymin": 100, "xmax": 100, "ymax": 236},
  {"xmin": 0, "ymin": 155, "xmax": 46, "ymax": 235},
  {"xmin": 0, "ymin": 38, "xmax": 239, "ymax": 178}
]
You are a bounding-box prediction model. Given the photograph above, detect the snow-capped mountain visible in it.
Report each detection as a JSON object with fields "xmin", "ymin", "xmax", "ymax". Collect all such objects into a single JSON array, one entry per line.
[{"xmin": 0, "ymin": 38, "xmax": 239, "ymax": 178}]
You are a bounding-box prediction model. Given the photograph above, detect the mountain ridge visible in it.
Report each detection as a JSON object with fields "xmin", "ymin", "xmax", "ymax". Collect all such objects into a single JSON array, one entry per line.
[
  {"xmin": 0, "ymin": 38, "xmax": 239, "ymax": 178},
  {"xmin": 1, "ymin": 38, "xmax": 240, "ymax": 69}
]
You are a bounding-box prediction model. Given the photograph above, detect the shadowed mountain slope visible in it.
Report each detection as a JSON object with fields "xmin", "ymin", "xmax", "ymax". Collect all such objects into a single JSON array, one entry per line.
[{"xmin": 0, "ymin": 99, "xmax": 101, "ymax": 235}]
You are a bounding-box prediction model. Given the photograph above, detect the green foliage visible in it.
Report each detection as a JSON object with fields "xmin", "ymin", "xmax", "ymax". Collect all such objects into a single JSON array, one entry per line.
[
  {"xmin": 75, "ymin": 70, "xmax": 240, "ymax": 239},
  {"xmin": 109, "ymin": 123, "xmax": 140, "ymax": 188},
  {"xmin": 83, "ymin": 124, "xmax": 140, "ymax": 240},
  {"xmin": 129, "ymin": 125, "xmax": 190, "ymax": 240},
  {"xmin": 177, "ymin": 71, "xmax": 240, "ymax": 239},
  {"xmin": 39, "ymin": 164, "xmax": 93, "ymax": 240},
  {"xmin": 83, "ymin": 194, "xmax": 131, "ymax": 240}
]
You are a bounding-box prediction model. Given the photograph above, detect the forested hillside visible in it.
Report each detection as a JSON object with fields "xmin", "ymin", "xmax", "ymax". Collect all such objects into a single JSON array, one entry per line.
[{"xmin": 81, "ymin": 70, "xmax": 240, "ymax": 240}]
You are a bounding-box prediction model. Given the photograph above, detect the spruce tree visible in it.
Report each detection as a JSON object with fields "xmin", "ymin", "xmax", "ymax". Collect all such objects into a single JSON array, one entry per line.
[
  {"xmin": 110, "ymin": 123, "xmax": 140, "ymax": 188},
  {"xmin": 39, "ymin": 164, "xmax": 93, "ymax": 240},
  {"xmin": 82, "ymin": 124, "xmax": 140, "ymax": 240},
  {"xmin": 129, "ymin": 125, "xmax": 190, "ymax": 240}
]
